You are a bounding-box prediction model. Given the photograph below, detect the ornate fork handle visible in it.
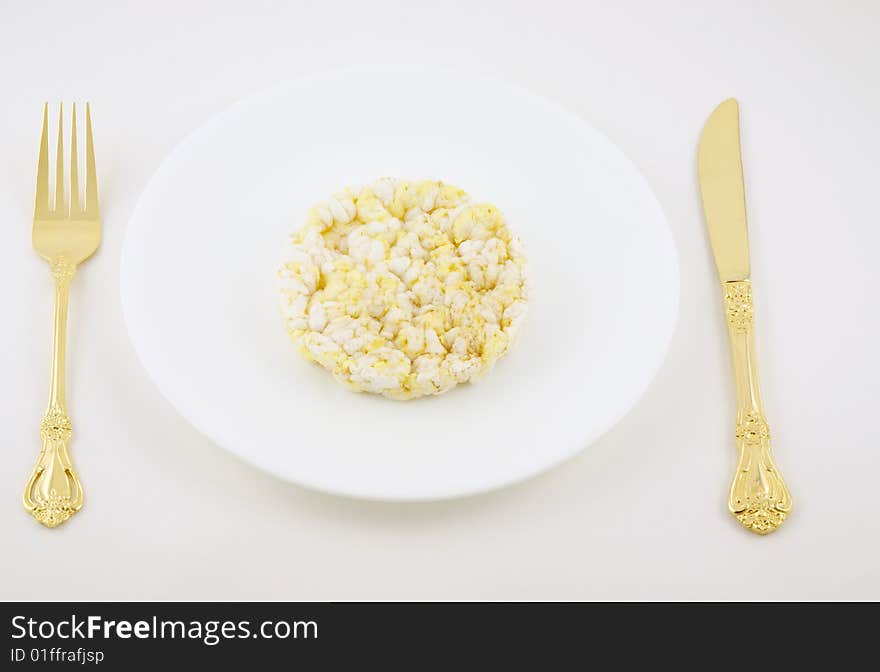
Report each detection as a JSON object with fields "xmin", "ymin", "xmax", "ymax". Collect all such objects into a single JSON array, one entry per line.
[
  {"xmin": 23, "ymin": 256, "xmax": 84, "ymax": 527},
  {"xmin": 723, "ymin": 281, "xmax": 791, "ymax": 534}
]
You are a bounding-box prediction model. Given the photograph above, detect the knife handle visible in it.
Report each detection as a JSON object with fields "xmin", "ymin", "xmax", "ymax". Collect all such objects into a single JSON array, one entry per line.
[{"xmin": 722, "ymin": 280, "xmax": 792, "ymax": 534}]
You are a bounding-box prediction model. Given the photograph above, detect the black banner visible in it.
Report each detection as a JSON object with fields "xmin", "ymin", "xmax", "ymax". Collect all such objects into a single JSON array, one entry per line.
[{"xmin": 1, "ymin": 602, "xmax": 874, "ymax": 666}]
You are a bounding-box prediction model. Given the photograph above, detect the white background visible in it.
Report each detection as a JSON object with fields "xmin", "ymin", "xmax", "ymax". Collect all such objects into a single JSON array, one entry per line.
[{"xmin": 1, "ymin": 0, "xmax": 878, "ymax": 600}]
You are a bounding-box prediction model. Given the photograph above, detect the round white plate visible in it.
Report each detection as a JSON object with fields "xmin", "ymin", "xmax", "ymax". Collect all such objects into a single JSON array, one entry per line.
[{"xmin": 121, "ymin": 67, "xmax": 679, "ymax": 501}]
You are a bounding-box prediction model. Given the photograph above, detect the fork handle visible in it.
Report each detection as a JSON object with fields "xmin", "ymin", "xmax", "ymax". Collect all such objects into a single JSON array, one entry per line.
[
  {"xmin": 722, "ymin": 280, "xmax": 791, "ymax": 534},
  {"xmin": 23, "ymin": 256, "xmax": 83, "ymax": 528}
]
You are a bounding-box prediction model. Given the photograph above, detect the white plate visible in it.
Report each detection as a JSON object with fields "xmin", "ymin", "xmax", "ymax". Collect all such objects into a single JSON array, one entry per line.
[{"xmin": 121, "ymin": 67, "xmax": 679, "ymax": 501}]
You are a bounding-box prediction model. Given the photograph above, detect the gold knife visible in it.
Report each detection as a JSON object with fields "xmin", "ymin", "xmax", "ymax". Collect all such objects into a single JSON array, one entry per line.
[{"xmin": 698, "ymin": 98, "xmax": 792, "ymax": 535}]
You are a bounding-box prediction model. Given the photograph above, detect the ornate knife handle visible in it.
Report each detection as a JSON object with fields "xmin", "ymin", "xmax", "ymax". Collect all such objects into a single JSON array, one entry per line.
[
  {"xmin": 723, "ymin": 280, "xmax": 791, "ymax": 534},
  {"xmin": 23, "ymin": 257, "xmax": 84, "ymax": 528}
]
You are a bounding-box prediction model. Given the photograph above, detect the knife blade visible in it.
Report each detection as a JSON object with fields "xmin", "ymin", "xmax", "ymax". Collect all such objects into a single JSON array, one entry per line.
[{"xmin": 698, "ymin": 98, "xmax": 750, "ymax": 282}]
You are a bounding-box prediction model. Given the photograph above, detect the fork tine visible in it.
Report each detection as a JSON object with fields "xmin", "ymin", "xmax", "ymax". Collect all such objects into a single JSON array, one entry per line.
[
  {"xmin": 70, "ymin": 103, "xmax": 80, "ymax": 215},
  {"xmin": 84, "ymin": 103, "xmax": 98, "ymax": 217},
  {"xmin": 34, "ymin": 103, "xmax": 50, "ymax": 219},
  {"xmin": 55, "ymin": 103, "xmax": 65, "ymax": 214}
]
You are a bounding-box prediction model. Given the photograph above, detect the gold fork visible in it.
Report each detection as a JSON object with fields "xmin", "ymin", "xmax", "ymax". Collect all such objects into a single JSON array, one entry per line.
[{"xmin": 23, "ymin": 103, "xmax": 100, "ymax": 528}]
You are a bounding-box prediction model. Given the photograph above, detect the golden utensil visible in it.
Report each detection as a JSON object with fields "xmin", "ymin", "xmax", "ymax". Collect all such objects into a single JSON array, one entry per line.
[
  {"xmin": 698, "ymin": 98, "xmax": 792, "ymax": 535},
  {"xmin": 23, "ymin": 103, "xmax": 100, "ymax": 528}
]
